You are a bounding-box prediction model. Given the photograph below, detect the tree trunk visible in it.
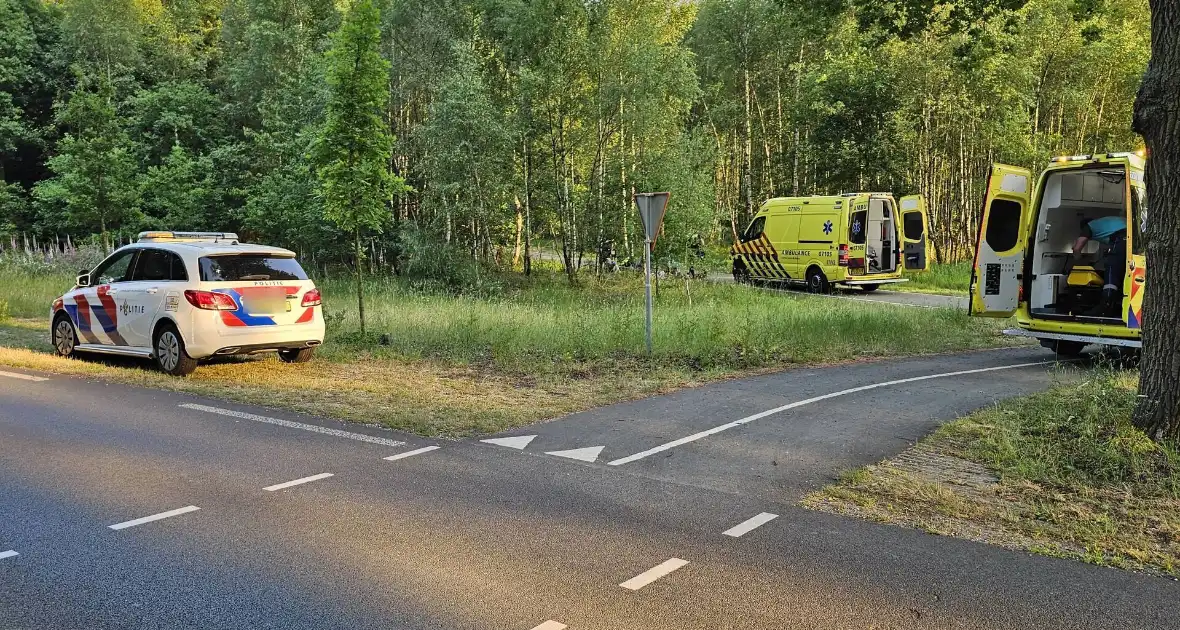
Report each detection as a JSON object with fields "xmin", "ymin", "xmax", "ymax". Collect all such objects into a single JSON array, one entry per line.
[
  {"xmin": 743, "ymin": 68, "xmax": 754, "ymax": 223},
  {"xmin": 355, "ymin": 227, "xmax": 366, "ymax": 337},
  {"xmin": 1132, "ymin": 0, "xmax": 1180, "ymax": 442}
]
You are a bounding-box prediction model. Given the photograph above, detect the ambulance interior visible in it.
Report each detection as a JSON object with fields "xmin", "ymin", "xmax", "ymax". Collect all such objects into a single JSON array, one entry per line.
[
  {"xmin": 1028, "ymin": 168, "xmax": 1129, "ymax": 323},
  {"xmin": 863, "ymin": 198, "xmax": 897, "ymax": 274}
]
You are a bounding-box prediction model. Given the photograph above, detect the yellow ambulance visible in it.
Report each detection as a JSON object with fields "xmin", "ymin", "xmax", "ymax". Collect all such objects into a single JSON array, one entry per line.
[
  {"xmin": 970, "ymin": 152, "xmax": 1146, "ymax": 355},
  {"xmin": 731, "ymin": 193, "xmax": 930, "ymax": 292}
]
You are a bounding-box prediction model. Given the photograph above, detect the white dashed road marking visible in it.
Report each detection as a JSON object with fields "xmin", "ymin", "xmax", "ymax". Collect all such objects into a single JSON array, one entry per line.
[
  {"xmin": 723, "ymin": 512, "xmax": 779, "ymax": 538},
  {"xmin": 620, "ymin": 558, "xmax": 689, "ymax": 591},
  {"xmin": 109, "ymin": 506, "xmax": 201, "ymax": 531},
  {"xmin": 0, "ymin": 370, "xmax": 48, "ymax": 382},
  {"xmin": 608, "ymin": 361, "xmax": 1050, "ymax": 466},
  {"xmin": 180, "ymin": 403, "xmax": 406, "ymax": 449},
  {"xmin": 529, "ymin": 622, "xmax": 567, "ymax": 630},
  {"xmin": 384, "ymin": 446, "xmax": 440, "ymax": 461},
  {"xmin": 0, "ymin": 550, "xmax": 18, "ymax": 560},
  {"xmin": 264, "ymin": 473, "xmax": 334, "ymax": 492}
]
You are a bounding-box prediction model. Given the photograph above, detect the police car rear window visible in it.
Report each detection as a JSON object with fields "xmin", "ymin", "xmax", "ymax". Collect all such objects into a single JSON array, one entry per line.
[{"xmin": 199, "ymin": 255, "xmax": 308, "ymax": 282}]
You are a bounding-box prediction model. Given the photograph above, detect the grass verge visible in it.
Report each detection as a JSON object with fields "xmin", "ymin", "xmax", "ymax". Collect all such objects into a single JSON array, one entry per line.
[
  {"xmin": 900, "ymin": 261, "xmax": 971, "ymax": 296},
  {"xmin": 803, "ymin": 371, "xmax": 1180, "ymax": 577},
  {"xmin": 1, "ymin": 262, "xmax": 1019, "ymax": 437}
]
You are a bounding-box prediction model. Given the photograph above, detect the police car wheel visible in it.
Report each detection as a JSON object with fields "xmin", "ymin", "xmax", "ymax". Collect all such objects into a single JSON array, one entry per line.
[
  {"xmin": 154, "ymin": 324, "xmax": 198, "ymax": 376},
  {"xmin": 52, "ymin": 314, "xmax": 78, "ymax": 358},
  {"xmin": 278, "ymin": 348, "xmax": 315, "ymax": 364}
]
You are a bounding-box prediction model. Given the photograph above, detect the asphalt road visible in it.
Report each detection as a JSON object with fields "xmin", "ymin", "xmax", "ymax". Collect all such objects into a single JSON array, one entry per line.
[{"xmin": 1, "ymin": 348, "xmax": 1175, "ymax": 629}]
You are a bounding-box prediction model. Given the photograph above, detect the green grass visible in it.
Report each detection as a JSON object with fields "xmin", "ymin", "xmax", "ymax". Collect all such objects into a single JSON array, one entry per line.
[
  {"xmin": 0, "ymin": 257, "xmax": 1019, "ymax": 436},
  {"xmin": 311, "ymin": 272, "xmax": 1012, "ymax": 372},
  {"xmin": 805, "ymin": 370, "xmax": 1180, "ymax": 576},
  {"xmin": 901, "ymin": 261, "xmax": 971, "ymax": 295}
]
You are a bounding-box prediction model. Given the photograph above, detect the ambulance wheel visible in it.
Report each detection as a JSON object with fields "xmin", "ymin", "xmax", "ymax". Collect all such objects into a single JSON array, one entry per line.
[
  {"xmin": 52, "ymin": 313, "xmax": 79, "ymax": 358},
  {"xmin": 806, "ymin": 267, "xmax": 830, "ymax": 294},
  {"xmin": 154, "ymin": 323, "xmax": 198, "ymax": 376},
  {"xmin": 278, "ymin": 348, "xmax": 315, "ymax": 364},
  {"xmin": 860, "ymin": 284, "xmax": 880, "ymax": 293},
  {"xmin": 1041, "ymin": 339, "xmax": 1087, "ymax": 358}
]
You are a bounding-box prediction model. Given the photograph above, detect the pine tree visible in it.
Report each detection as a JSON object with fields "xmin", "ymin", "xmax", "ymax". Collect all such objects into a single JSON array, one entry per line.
[{"xmin": 312, "ymin": 0, "xmax": 405, "ymax": 335}]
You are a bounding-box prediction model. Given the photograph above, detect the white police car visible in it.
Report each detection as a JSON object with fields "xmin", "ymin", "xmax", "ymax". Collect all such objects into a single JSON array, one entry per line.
[{"xmin": 50, "ymin": 232, "xmax": 325, "ymax": 376}]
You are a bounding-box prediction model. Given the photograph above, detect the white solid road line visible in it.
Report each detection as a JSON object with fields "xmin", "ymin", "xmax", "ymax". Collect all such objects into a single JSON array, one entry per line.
[
  {"xmin": 620, "ymin": 558, "xmax": 690, "ymax": 591},
  {"xmin": 264, "ymin": 472, "xmax": 334, "ymax": 492},
  {"xmin": 180, "ymin": 403, "xmax": 406, "ymax": 449},
  {"xmin": 0, "ymin": 550, "xmax": 19, "ymax": 560},
  {"xmin": 529, "ymin": 622, "xmax": 567, "ymax": 630},
  {"xmin": 0, "ymin": 370, "xmax": 48, "ymax": 382},
  {"xmin": 608, "ymin": 361, "xmax": 1051, "ymax": 466},
  {"xmin": 109, "ymin": 505, "xmax": 201, "ymax": 531},
  {"xmin": 384, "ymin": 445, "xmax": 441, "ymax": 461},
  {"xmin": 723, "ymin": 512, "xmax": 779, "ymax": 538}
]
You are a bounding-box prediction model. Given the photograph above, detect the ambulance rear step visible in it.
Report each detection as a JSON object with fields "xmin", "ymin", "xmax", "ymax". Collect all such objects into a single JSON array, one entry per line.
[
  {"xmin": 1002, "ymin": 328, "xmax": 1141, "ymax": 348},
  {"xmin": 844, "ymin": 278, "xmax": 909, "ymax": 286}
]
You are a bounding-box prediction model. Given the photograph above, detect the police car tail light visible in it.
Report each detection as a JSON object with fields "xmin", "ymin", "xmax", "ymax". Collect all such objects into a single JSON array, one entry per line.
[
  {"xmin": 184, "ymin": 290, "xmax": 238, "ymax": 311},
  {"xmin": 301, "ymin": 288, "xmax": 322, "ymax": 307},
  {"xmin": 838, "ymin": 245, "xmax": 850, "ymax": 266}
]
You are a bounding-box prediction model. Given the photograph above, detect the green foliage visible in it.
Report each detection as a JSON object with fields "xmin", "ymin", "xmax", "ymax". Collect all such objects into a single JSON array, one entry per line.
[
  {"xmin": 33, "ymin": 75, "xmax": 140, "ymax": 242},
  {"xmin": 954, "ymin": 372, "xmax": 1180, "ymax": 495},
  {"xmin": 0, "ymin": 0, "xmax": 1151, "ymax": 278},
  {"xmin": 313, "ymin": 0, "xmax": 401, "ymax": 236},
  {"xmin": 396, "ymin": 225, "xmax": 495, "ymax": 294}
]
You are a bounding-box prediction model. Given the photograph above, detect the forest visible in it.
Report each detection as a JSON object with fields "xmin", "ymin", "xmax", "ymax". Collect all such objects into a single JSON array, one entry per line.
[{"xmin": 0, "ymin": 0, "xmax": 1150, "ymax": 279}]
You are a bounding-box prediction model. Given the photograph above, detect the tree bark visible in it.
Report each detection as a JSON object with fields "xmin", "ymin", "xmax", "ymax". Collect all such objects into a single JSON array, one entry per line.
[
  {"xmin": 355, "ymin": 227, "xmax": 366, "ymax": 337},
  {"xmin": 1132, "ymin": 0, "xmax": 1180, "ymax": 442}
]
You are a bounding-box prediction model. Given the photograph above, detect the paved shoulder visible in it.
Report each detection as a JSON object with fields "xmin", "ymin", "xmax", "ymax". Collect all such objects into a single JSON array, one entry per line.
[{"xmin": 475, "ymin": 348, "xmax": 1069, "ymax": 500}]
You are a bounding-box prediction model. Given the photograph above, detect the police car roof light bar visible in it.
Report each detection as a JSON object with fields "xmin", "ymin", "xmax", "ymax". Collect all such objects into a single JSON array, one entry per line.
[{"xmin": 137, "ymin": 231, "xmax": 240, "ymax": 243}]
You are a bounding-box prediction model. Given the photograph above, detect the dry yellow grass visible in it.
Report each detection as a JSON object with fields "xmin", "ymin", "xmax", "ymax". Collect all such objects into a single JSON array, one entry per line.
[{"xmin": 0, "ymin": 319, "xmax": 706, "ymax": 437}]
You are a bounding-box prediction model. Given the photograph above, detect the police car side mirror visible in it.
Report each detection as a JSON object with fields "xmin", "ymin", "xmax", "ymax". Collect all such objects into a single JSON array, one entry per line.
[{"xmin": 76, "ymin": 271, "xmax": 90, "ymax": 287}]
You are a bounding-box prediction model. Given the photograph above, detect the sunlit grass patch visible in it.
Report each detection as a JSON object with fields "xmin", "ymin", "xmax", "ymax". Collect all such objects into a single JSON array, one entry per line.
[
  {"xmin": 805, "ymin": 371, "xmax": 1180, "ymax": 576},
  {"xmin": 901, "ymin": 261, "xmax": 971, "ymax": 296}
]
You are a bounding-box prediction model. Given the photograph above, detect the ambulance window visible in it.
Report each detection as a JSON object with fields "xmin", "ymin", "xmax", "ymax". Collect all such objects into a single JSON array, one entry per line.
[
  {"xmin": 741, "ymin": 217, "xmax": 766, "ymax": 242},
  {"xmin": 849, "ymin": 211, "xmax": 867, "ymax": 244},
  {"xmin": 985, "ymin": 200, "xmax": 1022, "ymax": 252},
  {"xmin": 91, "ymin": 250, "xmax": 137, "ymax": 285},
  {"xmin": 1132, "ymin": 187, "xmax": 1148, "ymax": 255},
  {"xmin": 904, "ymin": 213, "xmax": 924, "ymax": 240}
]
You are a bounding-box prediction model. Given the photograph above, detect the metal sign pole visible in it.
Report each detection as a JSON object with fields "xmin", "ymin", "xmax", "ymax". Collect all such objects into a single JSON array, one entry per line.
[
  {"xmin": 634, "ymin": 192, "xmax": 669, "ymax": 358},
  {"xmin": 644, "ymin": 238, "xmax": 653, "ymax": 355}
]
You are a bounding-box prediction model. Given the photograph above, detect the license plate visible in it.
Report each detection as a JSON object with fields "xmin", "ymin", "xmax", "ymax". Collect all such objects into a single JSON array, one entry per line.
[
  {"xmin": 242, "ymin": 290, "xmax": 286, "ymax": 315},
  {"xmin": 850, "ymin": 268, "xmax": 864, "ymax": 276}
]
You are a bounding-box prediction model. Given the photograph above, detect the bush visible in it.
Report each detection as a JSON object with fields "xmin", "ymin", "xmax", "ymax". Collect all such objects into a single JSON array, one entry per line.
[
  {"xmin": 396, "ymin": 227, "xmax": 502, "ymax": 295},
  {"xmin": 0, "ymin": 298, "xmax": 9, "ymax": 322}
]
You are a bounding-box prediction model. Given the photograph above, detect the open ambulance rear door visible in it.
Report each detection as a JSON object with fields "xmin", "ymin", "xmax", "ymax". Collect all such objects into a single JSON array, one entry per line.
[
  {"xmin": 899, "ymin": 195, "xmax": 929, "ymax": 271},
  {"xmin": 970, "ymin": 164, "xmax": 1031, "ymax": 317}
]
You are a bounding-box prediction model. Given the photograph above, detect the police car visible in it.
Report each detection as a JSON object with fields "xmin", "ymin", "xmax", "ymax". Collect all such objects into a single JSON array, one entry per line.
[{"xmin": 50, "ymin": 232, "xmax": 325, "ymax": 376}]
